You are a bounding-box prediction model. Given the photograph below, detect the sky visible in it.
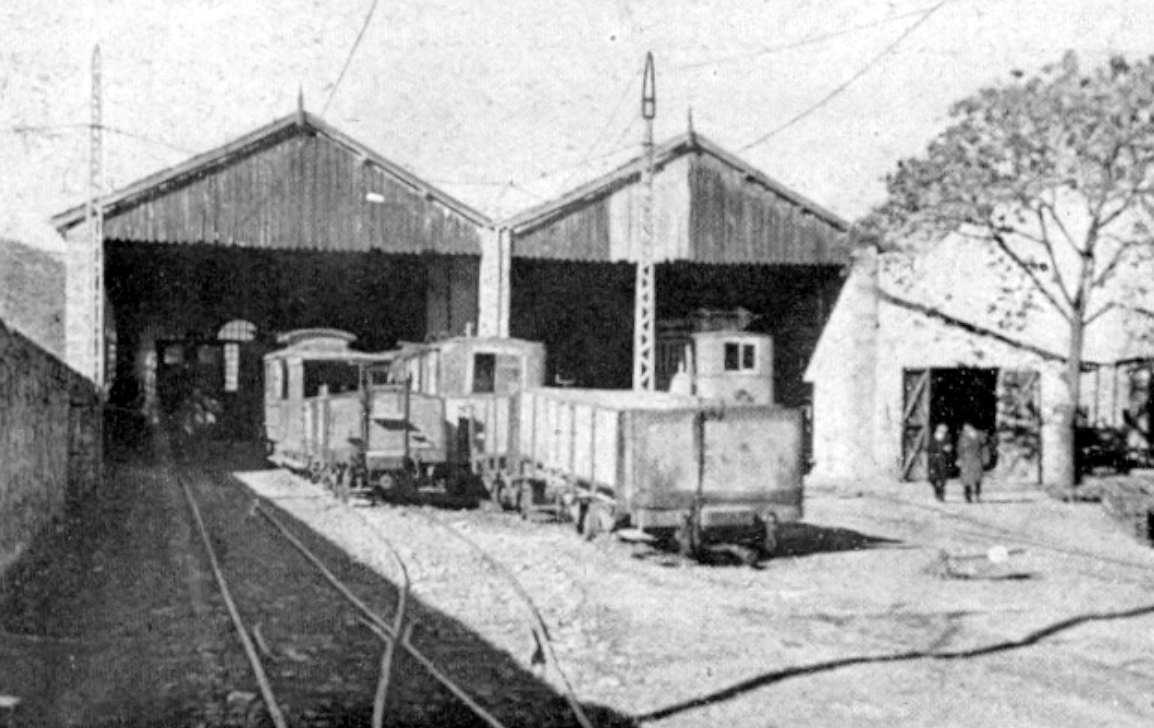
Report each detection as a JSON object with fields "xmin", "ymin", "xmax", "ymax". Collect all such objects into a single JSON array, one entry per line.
[{"xmin": 2, "ymin": 0, "xmax": 1152, "ymax": 251}]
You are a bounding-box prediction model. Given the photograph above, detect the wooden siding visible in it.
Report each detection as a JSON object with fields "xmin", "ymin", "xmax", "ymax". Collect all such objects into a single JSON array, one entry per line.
[
  {"xmin": 511, "ymin": 193, "xmax": 614, "ymax": 261},
  {"xmin": 509, "ymin": 145, "xmax": 846, "ymax": 266},
  {"xmin": 688, "ymin": 154, "xmax": 847, "ymax": 265},
  {"xmin": 100, "ymin": 130, "xmax": 483, "ymax": 255}
]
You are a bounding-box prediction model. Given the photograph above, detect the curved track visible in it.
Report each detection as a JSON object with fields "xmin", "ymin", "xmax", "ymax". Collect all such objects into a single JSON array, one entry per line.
[{"xmin": 172, "ymin": 438, "xmax": 597, "ymax": 728}]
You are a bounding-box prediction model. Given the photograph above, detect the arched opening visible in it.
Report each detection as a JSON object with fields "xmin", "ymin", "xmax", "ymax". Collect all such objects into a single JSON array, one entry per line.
[
  {"xmin": 218, "ymin": 319, "xmax": 257, "ymax": 393},
  {"xmin": 214, "ymin": 319, "xmax": 264, "ymax": 441}
]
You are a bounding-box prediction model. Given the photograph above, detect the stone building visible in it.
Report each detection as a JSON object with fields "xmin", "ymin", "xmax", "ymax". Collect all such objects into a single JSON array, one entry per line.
[{"xmin": 807, "ymin": 238, "xmax": 1154, "ymax": 485}]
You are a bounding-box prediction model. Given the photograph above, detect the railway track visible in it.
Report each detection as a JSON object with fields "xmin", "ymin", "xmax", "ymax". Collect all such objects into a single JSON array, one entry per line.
[{"xmin": 169, "ymin": 438, "xmax": 596, "ymax": 728}]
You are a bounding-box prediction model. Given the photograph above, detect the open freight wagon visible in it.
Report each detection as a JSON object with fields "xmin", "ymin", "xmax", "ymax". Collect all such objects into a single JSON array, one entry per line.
[
  {"xmin": 455, "ymin": 328, "xmax": 804, "ymax": 560},
  {"xmin": 487, "ymin": 387, "xmax": 803, "ymax": 561}
]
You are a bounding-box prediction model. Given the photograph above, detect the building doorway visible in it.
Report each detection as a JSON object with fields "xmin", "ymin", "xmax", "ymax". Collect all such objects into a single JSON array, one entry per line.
[{"xmin": 902, "ymin": 367, "xmax": 999, "ymax": 481}]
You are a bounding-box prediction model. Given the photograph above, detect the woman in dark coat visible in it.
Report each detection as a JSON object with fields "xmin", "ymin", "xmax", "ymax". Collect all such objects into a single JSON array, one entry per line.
[
  {"xmin": 957, "ymin": 422, "xmax": 989, "ymax": 503},
  {"xmin": 927, "ymin": 424, "xmax": 953, "ymax": 501}
]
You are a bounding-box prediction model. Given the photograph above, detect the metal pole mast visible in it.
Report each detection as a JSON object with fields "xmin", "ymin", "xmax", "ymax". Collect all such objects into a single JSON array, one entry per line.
[
  {"xmin": 633, "ymin": 52, "xmax": 657, "ymax": 391},
  {"xmin": 87, "ymin": 44, "xmax": 105, "ymax": 393}
]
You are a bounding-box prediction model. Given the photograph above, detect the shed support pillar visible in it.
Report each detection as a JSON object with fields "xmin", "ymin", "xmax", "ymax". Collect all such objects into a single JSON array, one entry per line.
[
  {"xmin": 65, "ymin": 222, "xmax": 99, "ymax": 383},
  {"xmin": 478, "ymin": 227, "xmax": 511, "ymax": 338}
]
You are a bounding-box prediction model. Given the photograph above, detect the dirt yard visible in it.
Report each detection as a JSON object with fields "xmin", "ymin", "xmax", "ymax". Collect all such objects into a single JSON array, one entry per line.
[{"xmin": 236, "ymin": 467, "xmax": 1154, "ymax": 728}]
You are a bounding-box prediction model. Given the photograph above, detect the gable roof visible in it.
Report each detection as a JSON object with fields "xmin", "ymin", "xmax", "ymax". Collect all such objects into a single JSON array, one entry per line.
[
  {"xmin": 52, "ymin": 110, "xmax": 490, "ymax": 234},
  {"xmin": 502, "ymin": 131, "xmax": 848, "ymax": 236}
]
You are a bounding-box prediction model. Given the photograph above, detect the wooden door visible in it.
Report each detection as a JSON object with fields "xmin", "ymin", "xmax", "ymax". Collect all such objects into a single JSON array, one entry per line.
[{"xmin": 901, "ymin": 369, "xmax": 931, "ymax": 481}]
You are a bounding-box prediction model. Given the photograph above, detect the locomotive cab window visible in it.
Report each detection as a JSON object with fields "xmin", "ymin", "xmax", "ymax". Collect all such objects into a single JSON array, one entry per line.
[
  {"xmin": 724, "ymin": 342, "xmax": 757, "ymax": 372},
  {"xmin": 473, "ymin": 352, "xmax": 496, "ymax": 394},
  {"xmin": 303, "ymin": 360, "xmax": 359, "ymax": 397},
  {"xmin": 494, "ymin": 354, "xmax": 522, "ymax": 393}
]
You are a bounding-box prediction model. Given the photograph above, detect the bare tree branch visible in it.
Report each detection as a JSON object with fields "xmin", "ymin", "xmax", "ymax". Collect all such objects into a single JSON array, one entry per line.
[
  {"xmin": 1030, "ymin": 207, "xmax": 1077, "ymax": 307},
  {"xmin": 1037, "ymin": 198, "xmax": 1082, "ymax": 255},
  {"xmin": 990, "ymin": 231, "xmax": 1073, "ymax": 321},
  {"xmin": 1092, "ymin": 238, "xmax": 1143, "ymax": 288},
  {"xmin": 1085, "ymin": 301, "xmax": 1116, "ymax": 326}
]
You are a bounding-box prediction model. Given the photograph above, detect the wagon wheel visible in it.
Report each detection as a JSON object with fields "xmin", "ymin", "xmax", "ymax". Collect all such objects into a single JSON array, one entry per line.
[
  {"xmin": 376, "ymin": 473, "xmax": 396, "ymax": 503},
  {"xmin": 580, "ymin": 502, "xmax": 598, "ymax": 540},
  {"xmin": 553, "ymin": 491, "xmax": 571, "ymax": 524},
  {"xmin": 518, "ymin": 481, "xmax": 534, "ymax": 520},
  {"xmin": 336, "ymin": 466, "xmax": 352, "ymax": 505},
  {"xmin": 485, "ymin": 475, "xmax": 505, "ymax": 511},
  {"xmin": 761, "ymin": 512, "xmax": 780, "ymax": 558},
  {"xmin": 675, "ymin": 510, "xmax": 701, "ymax": 560},
  {"xmin": 582, "ymin": 501, "xmax": 615, "ymax": 542}
]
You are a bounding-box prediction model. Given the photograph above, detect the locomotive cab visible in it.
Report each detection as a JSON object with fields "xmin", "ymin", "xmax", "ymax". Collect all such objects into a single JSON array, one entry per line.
[
  {"xmin": 391, "ymin": 337, "xmax": 545, "ymax": 477},
  {"xmin": 660, "ymin": 328, "xmax": 774, "ymax": 405}
]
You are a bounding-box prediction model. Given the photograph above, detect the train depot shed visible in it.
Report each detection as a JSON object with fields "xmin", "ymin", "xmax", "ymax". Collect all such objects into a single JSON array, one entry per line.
[
  {"xmin": 55, "ymin": 112, "xmax": 850, "ymax": 444},
  {"xmin": 499, "ymin": 131, "xmax": 850, "ymax": 404},
  {"xmin": 54, "ymin": 109, "xmax": 492, "ymax": 439}
]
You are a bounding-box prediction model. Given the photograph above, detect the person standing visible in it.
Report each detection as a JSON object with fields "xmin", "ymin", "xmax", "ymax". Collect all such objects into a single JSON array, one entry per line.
[
  {"xmin": 927, "ymin": 424, "xmax": 953, "ymax": 501},
  {"xmin": 957, "ymin": 422, "xmax": 989, "ymax": 503}
]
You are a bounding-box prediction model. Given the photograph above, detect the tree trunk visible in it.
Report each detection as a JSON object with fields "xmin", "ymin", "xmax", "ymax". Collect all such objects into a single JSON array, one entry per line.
[{"xmin": 1053, "ymin": 313, "xmax": 1086, "ymax": 490}]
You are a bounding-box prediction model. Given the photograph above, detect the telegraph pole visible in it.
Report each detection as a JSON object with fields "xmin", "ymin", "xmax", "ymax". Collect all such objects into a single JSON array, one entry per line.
[
  {"xmin": 87, "ymin": 44, "xmax": 106, "ymax": 488},
  {"xmin": 87, "ymin": 44, "xmax": 105, "ymax": 393},
  {"xmin": 633, "ymin": 52, "xmax": 657, "ymax": 391}
]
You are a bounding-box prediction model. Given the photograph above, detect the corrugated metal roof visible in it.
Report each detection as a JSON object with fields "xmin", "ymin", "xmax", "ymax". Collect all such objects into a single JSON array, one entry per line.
[
  {"xmin": 52, "ymin": 111, "xmax": 490, "ymax": 255},
  {"xmin": 503, "ymin": 132, "xmax": 850, "ymax": 266}
]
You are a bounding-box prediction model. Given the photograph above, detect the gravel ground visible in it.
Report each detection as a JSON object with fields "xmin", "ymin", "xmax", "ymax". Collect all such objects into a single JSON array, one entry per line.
[
  {"xmin": 4, "ymin": 444, "xmax": 1153, "ymax": 728},
  {"xmin": 236, "ymin": 465, "xmax": 1154, "ymax": 728}
]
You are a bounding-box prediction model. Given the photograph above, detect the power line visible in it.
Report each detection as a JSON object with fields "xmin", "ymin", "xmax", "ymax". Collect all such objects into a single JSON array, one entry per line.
[
  {"xmin": 738, "ymin": 0, "xmax": 951, "ymax": 153},
  {"xmin": 669, "ymin": 5, "xmax": 940, "ymax": 72},
  {"xmin": 558, "ymin": 69, "xmax": 642, "ymax": 191},
  {"xmin": 322, "ymin": 0, "xmax": 381, "ymax": 118},
  {"xmin": 1, "ymin": 122, "xmax": 193, "ymax": 154}
]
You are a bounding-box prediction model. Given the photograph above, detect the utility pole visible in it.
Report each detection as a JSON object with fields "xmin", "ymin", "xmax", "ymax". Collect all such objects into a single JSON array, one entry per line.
[
  {"xmin": 633, "ymin": 52, "xmax": 657, "ymax": 391},
  {"xmin": 87, "ymin": 44, "xmax": 105, "ymax": 489},
  {"xmin": 87, "ymin": 44, "xmax": 105, "ymax": 393}
]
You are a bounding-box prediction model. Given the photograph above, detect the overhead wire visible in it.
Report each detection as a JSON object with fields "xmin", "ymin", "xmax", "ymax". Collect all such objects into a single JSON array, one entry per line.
[
  {"xmin": 557, "ymin": 69, "xmax": 643, "ymax": 191},
  {"xmin": 322, "ymin": 0, "xmax": 382, "ymax": 118},
  {"xmin": 1, "ymin": 122, "xmax": 192, "ymax": 155},
  {"xmin": 668, "ymin": 5, "xmax": 943, "ymax": 72},
  {"xmin": 738, "ymin": 0, "xmax": 952, "ymax": 153}
]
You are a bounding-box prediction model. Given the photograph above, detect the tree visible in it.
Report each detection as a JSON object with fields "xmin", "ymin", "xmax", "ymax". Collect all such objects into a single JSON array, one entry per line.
[{"xmin": 862, "ymin": 52, "xmax": 1154, "ymax": 489}]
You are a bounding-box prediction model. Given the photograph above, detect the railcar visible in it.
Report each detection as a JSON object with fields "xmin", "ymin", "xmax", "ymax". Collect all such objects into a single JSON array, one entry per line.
[
  {"xmin": 263, "ymin": 329, "xmax": 447, "ymax": 499},
  {"xmin": 264, "ymin": 326, "xmax": 804, "ymax": 559},
  {"xmin": 392, "ymin": 328, "xmax": 802, "ymax": 560}
]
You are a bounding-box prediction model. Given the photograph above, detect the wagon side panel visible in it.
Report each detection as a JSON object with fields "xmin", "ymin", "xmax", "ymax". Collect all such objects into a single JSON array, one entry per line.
[
  {"xmin": 702, "ymin": 406, "xmax": 804, "ymax": 521},
  {"xmin": 625, "ymin": 409, "xmax": 700, "ymax": 512},
  {"xmin": 593, "ymin": 407, "xmax": 620, "ymax": 492}
]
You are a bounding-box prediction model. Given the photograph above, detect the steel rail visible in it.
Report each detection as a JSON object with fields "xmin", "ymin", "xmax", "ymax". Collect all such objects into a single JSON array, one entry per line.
[
  {"xmin": 176, "ymin": 472, "xmax": 289, "ymax": 728},
  {"xmin": 408, "ymin": 509, "xmax": 597, "ymax": 728},
  {"xmin": 361, "ymin": 507, "xmax": 410, "ymax": 728},
  {"xmin": 252, "ymin": 502, "xmax": 510, "ymax": 728}
]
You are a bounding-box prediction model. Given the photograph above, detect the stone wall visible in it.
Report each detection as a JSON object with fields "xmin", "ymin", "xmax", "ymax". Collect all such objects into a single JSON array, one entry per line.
[{"xmin": 0, "ymin": 317, "xmax": 100, "ymax": 577}]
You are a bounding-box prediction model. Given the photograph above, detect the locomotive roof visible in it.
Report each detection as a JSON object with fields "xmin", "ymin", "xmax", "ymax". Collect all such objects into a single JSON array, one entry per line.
[
  {"xmin": 393, "ymin": 335, "xmax": 544, "ymax": 356},
  {"xmin": 265, "ymin": 328, "xmax": 397, "ymax": 362},
  {"xmin": 275, "ymin": 328, "xmax": 357, "ymax": 347}
]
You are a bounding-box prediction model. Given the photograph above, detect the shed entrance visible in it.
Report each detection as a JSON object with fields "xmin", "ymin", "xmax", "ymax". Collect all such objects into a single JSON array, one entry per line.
[{"xmin": 901, "ymin": 367, "xmax": 998, "ymax": 481}]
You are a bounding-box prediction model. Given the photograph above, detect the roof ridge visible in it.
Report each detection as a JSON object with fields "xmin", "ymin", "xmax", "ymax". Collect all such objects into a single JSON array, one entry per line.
[
  {"xmin": 51, "ymin": 111, "xmax": 492, "ymax": 232},
  {"xmin": 499, "ymin": 131, "xmax": 847, "ymax": 234}
]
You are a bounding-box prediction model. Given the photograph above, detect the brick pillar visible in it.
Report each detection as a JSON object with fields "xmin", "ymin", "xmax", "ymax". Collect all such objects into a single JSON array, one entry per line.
[
  {"xmin": 65, "ymin": 222, "xmax": 97, "ymax": 381},
  {"xmin": 477, "ymin": 227, "xmax": 511, "ymax": 338}
]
